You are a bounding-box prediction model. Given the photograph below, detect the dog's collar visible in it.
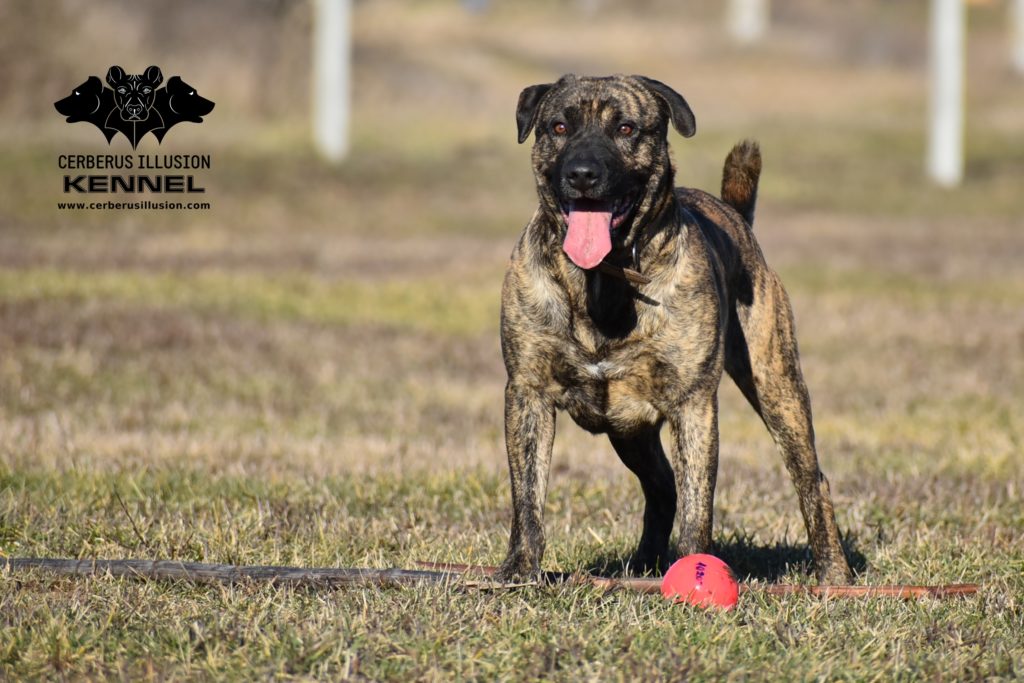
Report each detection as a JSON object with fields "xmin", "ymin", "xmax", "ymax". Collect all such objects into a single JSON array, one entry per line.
[
  {"xmin": 596, "ymin": 243, "xmax": 651, "ymax": 286},
  {"xmin": 591, "ymin": 194, "xmax": 686, "ymax": 287}
]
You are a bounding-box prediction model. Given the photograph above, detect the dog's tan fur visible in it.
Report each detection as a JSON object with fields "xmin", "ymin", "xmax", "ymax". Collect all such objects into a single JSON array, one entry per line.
[{"xmin": 496, "ymin": 74, "xmax": 852, "ymax": 584}]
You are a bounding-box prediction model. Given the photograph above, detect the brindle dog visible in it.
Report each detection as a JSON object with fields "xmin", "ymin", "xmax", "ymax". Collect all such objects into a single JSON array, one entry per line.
[{"xmin": 496, "ymin": 74, "xmax": 853, "ymax": 585}]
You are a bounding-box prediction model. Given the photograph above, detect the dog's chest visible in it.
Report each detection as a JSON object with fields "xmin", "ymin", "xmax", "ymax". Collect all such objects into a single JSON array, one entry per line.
[{"xmin": 551, "ymin": 342, "xmax": 667, "ymax": 435}]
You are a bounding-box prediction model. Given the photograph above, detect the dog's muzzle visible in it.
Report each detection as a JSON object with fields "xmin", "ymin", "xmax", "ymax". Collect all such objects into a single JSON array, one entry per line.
[
  {"xmin": 123, "ymin": 103, "xmax": 147, "ymax": 120},
  {"xmin": 557, "ymin": 150, "xmax": 636, "ymax": 271}
]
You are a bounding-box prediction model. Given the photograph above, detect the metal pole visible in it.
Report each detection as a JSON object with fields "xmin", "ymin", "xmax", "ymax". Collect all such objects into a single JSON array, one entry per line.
[
  {"xmin": 727, "ymin": 0, "xmax": 769, "ymax": 44},
  {"xmin": 927, "ymin": 0, "xmax": 965, "ymax": 187},
  {"xmin": 313, "ymin": 0, "xmax": 351, "ymax": 163}
]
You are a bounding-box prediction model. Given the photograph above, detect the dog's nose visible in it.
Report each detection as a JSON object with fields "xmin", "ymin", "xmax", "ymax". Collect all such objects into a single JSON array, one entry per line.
[{"xmin": 565, "ymin": 159, "xmax": 603, "ymax": 192}]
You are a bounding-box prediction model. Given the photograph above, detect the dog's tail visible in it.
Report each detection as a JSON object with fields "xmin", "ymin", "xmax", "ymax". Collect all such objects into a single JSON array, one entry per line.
[{"xmin": 721, "ymin": 140, "xmax": 761, "ymax": 227}]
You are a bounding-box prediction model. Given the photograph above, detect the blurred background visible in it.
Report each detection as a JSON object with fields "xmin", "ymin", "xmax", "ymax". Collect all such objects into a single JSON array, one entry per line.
[{"xmin": 0, "ymin": 0, "xmax": 1021, "ymax": 532}]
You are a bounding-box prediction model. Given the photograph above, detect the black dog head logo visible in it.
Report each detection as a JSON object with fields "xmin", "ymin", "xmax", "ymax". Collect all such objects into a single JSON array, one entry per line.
[
  {"xmin": 54, "ymin": 76, "xmax": 118, "ymax": 143},
  {"xmin": 103, "ymin": 65, "xmax": 166, "ymax": 148},
  {"xmin": 107, "ymin": 65, "xmax": 162, "ymax": 122},
  {"xmin": 54, "ymin": 65, "xmax": 214, "ymax": 149},
  {"xmin": 153, "ymin": 76, "xmax": 215, "ymax": 143}
]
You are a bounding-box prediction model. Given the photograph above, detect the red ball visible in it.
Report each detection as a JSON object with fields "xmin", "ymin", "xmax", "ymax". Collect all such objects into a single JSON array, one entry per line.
[{"xmin": 661, "ymin": 554, "xmax": 739, "ymax": 610}]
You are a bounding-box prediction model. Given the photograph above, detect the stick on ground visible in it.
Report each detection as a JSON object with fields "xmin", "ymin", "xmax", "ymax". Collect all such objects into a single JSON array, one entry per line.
[
  {"xmin": 414, "ymin": 561, "xmax": 981, "ymax": 599},
  {"xmin": 1, "ymin": 557, "xmax": 462, "ymax": 588},
  {"xmin": 1, "ymin": 557, "xmax": 980, "ymax": 599}
]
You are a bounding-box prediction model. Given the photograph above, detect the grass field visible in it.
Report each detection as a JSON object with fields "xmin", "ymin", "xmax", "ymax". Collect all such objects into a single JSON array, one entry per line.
[{"xmin": 1, "ymin": 1, "xmax": 1023, "ymax": 679}]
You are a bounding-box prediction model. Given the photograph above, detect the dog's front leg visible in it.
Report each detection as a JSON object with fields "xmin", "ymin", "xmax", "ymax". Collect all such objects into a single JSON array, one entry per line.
[
  {"xmin": 495, "ymin": 382, "xmax": 556, "ymax": 582},
  {"xmin": 668, "ymin": 390, "xmax": 720, "ymax": 557}
]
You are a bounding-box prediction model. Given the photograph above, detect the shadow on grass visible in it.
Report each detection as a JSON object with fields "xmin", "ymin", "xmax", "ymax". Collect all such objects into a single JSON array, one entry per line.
[{"xmin": 584, "ymin": 533, "xmax": 867, "ymax": 582}]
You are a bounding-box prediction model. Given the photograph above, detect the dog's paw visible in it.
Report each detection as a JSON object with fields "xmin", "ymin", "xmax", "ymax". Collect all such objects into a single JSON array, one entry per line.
[
  {"xmin": 817, "ymin": 560, "xmax": 854, "ymax": 586},
  {"xmin": 626, "ymin": 549, "xmax": 670, "ymax": 577},
  {"xmin": 493, "ymin": 554, "xmax": 542, "ymax": 584}
]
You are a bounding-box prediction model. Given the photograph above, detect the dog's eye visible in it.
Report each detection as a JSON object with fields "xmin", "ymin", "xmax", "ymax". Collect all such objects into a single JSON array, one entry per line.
[
  {"xmin": 552, "ymin": 122, "xmax": 568, "ymax": 136},
  {"xmin": 74, "ymin": 91, "xmax": 80, "ymax": 96},
  {"xmin": 142, "ymin": 87, "xmax": 152, "ymax": 94},
  {"xmin": 189, "ymin": 91, "xmax": 195, "ymax": 96},
  {"xmin": 117, "ymin": 88, "xmax": 127, "ymax": 94},
  {"xmin": 617, "ymin": 123, "xmax": 636, "ymax": 137}
]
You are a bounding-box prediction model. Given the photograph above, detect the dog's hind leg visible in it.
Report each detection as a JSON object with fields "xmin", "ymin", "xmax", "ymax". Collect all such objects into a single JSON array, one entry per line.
[
  {"xmin": 609, "ymin": 428, "xmax": 676, "ymax": 574},
  {"xmin": 724, "ymin": 274, "xmax": 854, "ymax": 584}
]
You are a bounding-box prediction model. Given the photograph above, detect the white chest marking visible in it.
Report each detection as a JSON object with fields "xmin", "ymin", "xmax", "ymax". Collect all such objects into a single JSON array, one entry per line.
[{"xmin": 583, "ymin": 361, "xmax": 618, "ymax": 379}]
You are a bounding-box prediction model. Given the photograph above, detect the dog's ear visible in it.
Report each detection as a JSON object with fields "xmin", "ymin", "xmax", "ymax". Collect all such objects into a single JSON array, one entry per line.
[
  {"xmin": 85, "ymin": 75, "xmax": 103, "ymax": 92},
  {"xmin": 144, "ymin": 65, "xmax": 163, "ymax": 87},
  {"xmin": 635, "ymin": 76, "xmax": 696, "ymax": 138},
  {"xmin": 106, "ymin": 66, "xmax": 125, "ymax": 87},
  {"xmin": 516, "ymin": 82, "xmax": 554, "ymax": 144}
]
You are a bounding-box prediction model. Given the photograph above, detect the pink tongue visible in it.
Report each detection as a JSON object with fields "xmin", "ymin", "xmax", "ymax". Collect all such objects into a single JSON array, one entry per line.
[{"xmin": 563, "ymin": 207, "xmax": 613, "ymax": 270}]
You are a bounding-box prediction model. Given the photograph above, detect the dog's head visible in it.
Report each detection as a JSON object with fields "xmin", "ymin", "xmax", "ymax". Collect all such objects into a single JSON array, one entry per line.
[
  {"xmin": 54, "ymin": 76, "xmax": 109, "ymax": 121},
  {"xmin": 107, "ymin": 65, "xmax": 163, "ymax": 122},
  {"xmin": 163, "ymin": 76, "xmax": 215, "ymax": 121},
  {"xmin": 516, "ymin": 74, "xmax": 695, "ymax": 270}
]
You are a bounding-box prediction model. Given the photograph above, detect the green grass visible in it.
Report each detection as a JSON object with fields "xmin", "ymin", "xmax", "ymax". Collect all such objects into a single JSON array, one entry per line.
[
  {"xmin": 2, "ymin": 0, "xmax": 1024, "ymax": 679},
  {"xmin": 2, "ymin": 464, "xmax": 1022, "ymax": 680}
]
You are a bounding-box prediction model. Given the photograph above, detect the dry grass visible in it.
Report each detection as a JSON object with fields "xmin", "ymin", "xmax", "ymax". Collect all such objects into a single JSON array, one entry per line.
[{"xmin": 1, "ymin": 0, "xmax": 1023, "ymax": 679}]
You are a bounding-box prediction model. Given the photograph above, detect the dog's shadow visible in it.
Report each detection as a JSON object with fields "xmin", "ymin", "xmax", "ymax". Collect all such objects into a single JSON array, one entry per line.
[{"xmin": 585, "ymin": 534, "xmax": 868, "ymax": 582}]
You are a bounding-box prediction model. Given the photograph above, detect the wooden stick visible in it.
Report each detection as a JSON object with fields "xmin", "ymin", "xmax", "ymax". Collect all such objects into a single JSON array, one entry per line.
[
  {"xmin": 2, "ymin": 557, "xmax": 463, "ymax": 588},
  {"xmin": 417, "ymin": 561, "xmax": 497, "ymax": 575},
  {"xmin": 414, "ymin": 561, "xmax": 980, "ymax": 599},
  {"xmin": 757, "ymin": 583, "xmax": 980, "ymax": 598},
  {"xmin": 1, "ymin": 557, "xmax": 979, "ymax": 599}
]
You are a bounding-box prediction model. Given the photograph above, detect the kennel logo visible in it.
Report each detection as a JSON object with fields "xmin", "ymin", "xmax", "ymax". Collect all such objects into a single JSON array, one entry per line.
[
  {"xmin": 54, "ymin": 65, "xmax": 215, "ymax": 211},
  {"xmin": 54, "ymin": 65, "xmax": 214, "ymax": 149}
]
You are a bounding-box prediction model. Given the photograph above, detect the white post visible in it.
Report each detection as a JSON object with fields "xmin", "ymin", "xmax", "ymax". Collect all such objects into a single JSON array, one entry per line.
[
  {"xmin": 927, "ymin": 0, "xmax": 965, "ymax": 187},
  {"xmin": 313, "ymin": 0, "xmax": 351, "ymax": 163},
  {"xmin": 727, "ymin": 0, "xmax": 769, "ymax": 44},
  {"xmin": 1012, "ymin": 0, "xmax": 1024, "ymax": 74}
]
